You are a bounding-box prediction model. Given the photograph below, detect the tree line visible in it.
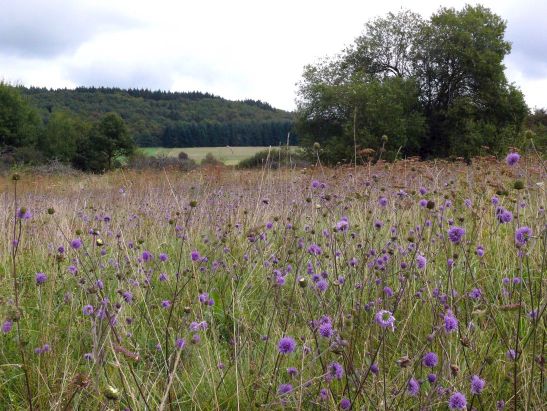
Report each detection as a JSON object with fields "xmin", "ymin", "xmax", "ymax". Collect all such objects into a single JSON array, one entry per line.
[
  {"xmin": 296, "ymin": 5, "xmax": 542, "ymax": 163},
  {"xmin": 18, "ymin": 86, "xmax": 295, "ymax": 147}
]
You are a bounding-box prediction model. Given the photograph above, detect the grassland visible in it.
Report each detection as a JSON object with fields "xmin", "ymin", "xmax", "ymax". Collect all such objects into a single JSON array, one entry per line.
[
  {"xmin": 0, "ymin": 156, "xmax": 545, "ymax": 410},
  {"xmin": 139, "ymin": 146, "xmax": 297, "ymax": 165}
]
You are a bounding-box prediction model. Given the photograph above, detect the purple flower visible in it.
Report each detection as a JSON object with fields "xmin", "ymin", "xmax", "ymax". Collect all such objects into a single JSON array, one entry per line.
[
  {"xmin": 319, "ymin": 322, "xmax": 333, "ymax": 338},
  {"xmin": 327, "ymin": 361, "xmax": 344, "ymax": 380},
  {"xmin": 470, "ymin": 374, "xmax": 486, "ymax": 394},
  {"xmin": 515, "ymin": 226, "xmax": 532, "ymax": 246},
  {"xmin": 407, "ymin": 378, "xmax": 420, "ymax": 396},
  {"xmin": 469, "ymin": 288, "xmax": 482, "ymax": 300},
  {"xmin": 505, "ymin": 152, "xmax": 520, "ymax": 166},
  {"xmin": 35, "ymin": 272, "xmax": 47, "ymax": 285},
  {"xmin": 340, "ymin": 398, "xmax": 351, "ymax": 410},
  {"xmin": 141, "ymin": 250, "xmax": 153, "ymax": 262},
  {"xmin": 444, "ymin": 311, "xmax": 458, "ymax": 333},
  {"xmin": 449, "ymin": 392, "xmax": 467, "ymax": 410},
  {"xmin": 336, "ymin": 217, "xmax": 349, "ymax": 232},
  {"xmin": 287, "ymin": 367, "xmax": 298, "ymax": 377},
  {"xmin": 370, "ymin": 363, "xmax": 379, "ymax": 375},
  {"xmin": 476, "ymin": 245, "xmax": 485, "ymax": 257},
  {"xmin": 71, "ymin": 238, "xmax": 83, "ymax": 250},
  {"xmin": 161, "ymin": 300, "xmax": 171, "ymax": 309},
  {"xmin": 82, "ymin": 305, "xmax": 94, "ymax": 315},
  {"xmin": 448, "ymin": 226, "xmax": 465, "ymax": 244},
  {"xmin": 278, "ymin": 336, "xmax": 296, "ymax": 354},
  {"xmin": 2, "ymin": 320, "xmax": 13, "ymax": 334},
  {"xmin": 159, "ymin": 253, "xmax": 168, "ymax": 262},
  {"xmin": 375, "ymin": 310, "xmax": 395, "ymax": 330},
  {"xmin": 506, "ymin": 349, "xmax": 516, "ymax": 361},
  {"xmin": 496, "ymin": 208, "xmax": 513, "ymax": 223},
  {"xmin": 122, "ymin": 291, "xmax": 133, "ymax": 303},
  {"xmin": 17, "ymin": 207, "xmax": 32, "ymax": 220},
  {"xmin": 190, "ymin": 250, "xmax": 201, "ymax": 261},
  {"xmin": 316, "ymin": 279, "xmax": 328, "ymax": 293},
  {"xmin": 423, "ymin": 352, "xmax": 438, "ymax": 368},
  {"xmin": 308, "ymin": 244, "xmax": 322, "ymax": 256},
  {"xmin": 175, "ymin": 338, "xmax": 186, "ymax": 350},
  {"xmin": 416, "ymin": 255, "xmax": 427, "ymax": 270},
  {"xmin": 427, "ymin": 373, "xmax": 437, "ymax": 383},
  {"xmin": 379, "ymin": 197, "xmax": 388, "ymax": 207},
  {"xmin": 278, "ymin": 383, "xmax": 293, "ymax": 396}
]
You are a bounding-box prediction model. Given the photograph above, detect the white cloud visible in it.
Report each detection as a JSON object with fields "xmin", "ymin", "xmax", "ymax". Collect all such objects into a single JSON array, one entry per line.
[{"xmin": 0, "ymin": 0, "xmax": 545, "ymax": 110}]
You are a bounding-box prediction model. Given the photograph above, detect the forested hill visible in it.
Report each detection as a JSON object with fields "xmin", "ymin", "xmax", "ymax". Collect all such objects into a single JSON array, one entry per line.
[{"xmin": 18, "ymin": 86, "xmax": 296, "ymax": 147}]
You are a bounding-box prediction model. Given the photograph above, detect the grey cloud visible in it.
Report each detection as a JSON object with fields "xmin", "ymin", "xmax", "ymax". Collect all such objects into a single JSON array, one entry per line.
[
  {"xmin": 504, "ymin": 2, "xmax": 547, "ymax": 78},
  {"xmin": 0, "ymin": 1, "xmax": 140, "ymax": 58}
]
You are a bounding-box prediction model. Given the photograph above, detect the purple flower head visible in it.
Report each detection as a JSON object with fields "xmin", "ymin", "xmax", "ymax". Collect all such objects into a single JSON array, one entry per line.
[
  {"xmin": 161, "ymin": 300, "xmax": 171, "ymax": 309},
  {"xmin": 308, "ymin": 244, "xmax": 322, "ymax": 256},
  {"xmin": 506, "ymin": 349, "xmax": 516, "ymax": 361},
  {"xmin": 71, "ymin": 238, "xmax": 83, "ymax": 250},
  {"xmin": 427, "ymin": 373, "xmax": 437, "ymax": 383},
  {"xmin": 316, "ymin": 279, "xmax": 328, "ymax": 293},
  {"xmin": 515, "ymin": 226, "xmax": 532, "ymax": 246},
  {"xmin": 407, "ymin": 378, "xmax": 420, "ymax": 396},
  {"xmin": 340, "ymin": 398, "xmax": 351, "ymax": 410},
  {"xmin": 505, "ymin": 151, "xmax": 520, "ymax": 166},
  {"xmin": 2, "ymin": 320, "xmax": 13, "ymax": 334},
  {"xmin": 122, "ymin": 291, "xmax": 133, "ymax": 303},
  {"xmin": 190, "ymin": 250, "xmax": 201, "ymax": 261},
  {"xmin": 379, "ymin": 196, "xmax": 388, "ymax": 207},
  {"xmin": 336, "ymin": 216, "xmax": 349, "ymax": 232},
  {"xmin": 469, "ymin": 288, "xmax": 482, "ymax": 300},
  {"xmin": 175, "ymin": 338, "xmax": 186, "ymax": 350},
  {"xmin": 449, "ymin": 392, "xmax": 467, "ymax": 410},
  {"xmin": 141, "ymin": 250, "xmax": 153, "ymax": 262},
  {"xmin": 159, "ymin": 252, "xmax": 168, "ymax": 262},
  {"xmin": 423, "ymin": 352, "xmax": 438, "ymax": 368},
  {"xmin": 82, "ymin": 305, "xmax": 94, "ymax": 316},
  {"xmin": 444, "ymin": 311, "xmax": 458, "ymax": 333},
  {"xmin": 470, "ymin": 374, "xmax": 486, "ymax": 394},
  {"xmin": 370, "ymin": 363, "xmax": 379, "ymax": 375},
  {"xmin": 319, "ymin": 322, "xmax": 333, "ymax": 338},
  {"xmin": 327, "ymin": 361, "xmax": 344, "ymax": 380},
  {"xmin": 278, "ymin": 336, "xmax": 296, "ymax": 354},
  {"xmin": 448, "ymin": 226, "xmax": 465, "ymax": 244},
  {"xmin": 496, "ymin": 208, "xmax": 513, "ymax": 224},
  {"xmin": 375, "ymin": 309, "xmax": 395, "ymax": 330},
  {"xmin": 475, "ymin": 245, "xmax": 485, "ymax": 257},
  {"xmin": 35, "ymin": 272, "xmax": 47, "ymax": 285},
  {"xmin": 287, "ymin": 367, "xmax": 298, "ymax": 378},
  {"xmin": 17, "ymin": 207, "xmax": 32, "ymax": 220},
  {"xmin": 419, "ymin": 199, "xmax": 428, "ymax": 208},
  {"xmin": 416, "ymin": 255, "xmax": 427, "ymax": 270},
  {"xmin": 278, "ymin": 383, "xmax": 293, "ymax": 396}
]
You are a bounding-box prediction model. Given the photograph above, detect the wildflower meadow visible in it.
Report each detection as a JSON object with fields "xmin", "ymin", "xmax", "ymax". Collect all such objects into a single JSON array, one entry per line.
[{"xmin": 0, "ymin": 154, "xmax": 545, "ymax": 410}]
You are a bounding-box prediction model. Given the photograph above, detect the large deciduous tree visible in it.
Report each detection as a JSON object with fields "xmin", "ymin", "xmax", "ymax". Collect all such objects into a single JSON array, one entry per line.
[{"xmin": 296, "ymin": 5, "xmax": 528, "ymax": 162}]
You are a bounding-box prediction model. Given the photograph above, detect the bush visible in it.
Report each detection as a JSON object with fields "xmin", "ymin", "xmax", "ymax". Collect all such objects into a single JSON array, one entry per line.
[
  {"xmin": 201, "ymin": 153, "xmax": 223, "ymax": 166},
  {"xmin": 238, "ymin": 147, "xmax": 309, "ymax": 169},
  {"xmin": 128, "ymin": 153, "xmax": 197, "ymax": 171}
]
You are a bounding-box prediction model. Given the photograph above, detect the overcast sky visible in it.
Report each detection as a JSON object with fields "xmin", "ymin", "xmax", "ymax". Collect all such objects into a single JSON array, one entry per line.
[{"xmin": 1, "ymin": 0, "xmax": 545, "ymax": 111}]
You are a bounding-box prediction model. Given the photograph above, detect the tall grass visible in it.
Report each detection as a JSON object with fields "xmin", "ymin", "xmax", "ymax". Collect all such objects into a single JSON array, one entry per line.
[{"xmin": 0, "ymin": 157, "xmax": 544, "ymax": 410}]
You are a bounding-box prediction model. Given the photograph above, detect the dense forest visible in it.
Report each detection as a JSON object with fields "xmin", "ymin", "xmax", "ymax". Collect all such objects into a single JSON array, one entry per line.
[{"xmin": 19, "ymin": 86, "xmax": 296, "ymax": 147}]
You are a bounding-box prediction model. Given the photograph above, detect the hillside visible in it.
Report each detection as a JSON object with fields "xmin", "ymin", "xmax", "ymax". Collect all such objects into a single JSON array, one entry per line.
[{"xmin": 18, "ymin": 86, "xmax": 296, "ymax": 147}]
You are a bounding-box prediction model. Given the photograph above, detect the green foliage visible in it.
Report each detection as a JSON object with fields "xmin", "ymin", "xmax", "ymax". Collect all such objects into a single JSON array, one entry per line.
[
  {"xmin": 237, "ymin": 147, "xmax": 307, "ymax": 168},
  {"xmin": 18, "ymin": 86, "xmax": 295, "ymax": 147},
  {"xmin": 296, "ymin": 6, "xmax": 529, "ymax": 163},
  {"xmin": 73, "ymin": 113, "xmax": 135, "ymax": 172},
  {"xmin": 0, "ymin": 82, "xmax": 40, "ymax": 147},
  {"xmin": 200, "ymin": 152, "xmax": 223, "ymax": 166}
]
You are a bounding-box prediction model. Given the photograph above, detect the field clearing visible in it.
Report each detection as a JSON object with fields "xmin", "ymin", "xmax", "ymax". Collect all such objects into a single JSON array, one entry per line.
[
  {"xmin": 0, "ymin": 157, "xmax": 545, "ymax": 410},
  {"xmin": 139, "ymin": 146, "xmax": 298, "ymax": 165}
]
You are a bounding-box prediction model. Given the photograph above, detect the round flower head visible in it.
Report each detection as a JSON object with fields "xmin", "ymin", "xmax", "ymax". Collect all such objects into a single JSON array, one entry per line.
[
  {"xmin": 444, "ymin": 311, "xmax": 458, "ymax": 333},
  {"xmin": 82, "ymin": 305, "xmax": 94, "ymax": 316},
  {"xmin": 505, "ymin": 151, "xmax": 520, "ymax": 166},
  {"xmin": 319, "ymin": 322, "xmax": 333, "ymax": 338},
  {"xmin": 326, "ymin": 361, "xmax": 344, "ymax": 380},
  {"xmin": 278, "ymin": 336, "xmax": 296, "ymax": 354},
  {"xmin": 175, "ymin": 338, "xmax": 186, "ymax": 350},
  {"xmin": 2, "ymin": 320, "xmax": 13, "ymax": 334},
  {"xmin": 423, "ymin": 352, "xmax": 438, "ymax": 368},
  {"xmin": 416, "ymin": 255, "xmax": 427, "ymax": 270},
  {"xmin": 278, "ymin": 383, "xmax": 292, "ymax": 396},
  {"xmin": 379, "ymin": 197, "xmax": 388, "ymax": 207},
  {"xmin": 340, "ymin": 398, "xmax": 351, "ymax": 410},
  {"xmin": 35, "ymin": 272, "xmax": 47, "ymax": 285},
  {"xmin": 71, "ymin": 238, "xmax": 83, "ymax": 250},
  {"xmin": 375, "ymin": 309, "xmax": 395, "ymax": 330},
  {"xmin": 449, "ymin": 392, "xmax": 467, "ymax": 410},
  {"xmin": 407, "ymin": 378, "xmax": 420, "ymax": 396},
  {"xmin": 17, "ymin": 207, "xmax": 32, "ymax": 220},
  {"xmin": 515, "ymin": 226, "xmax": 532, "ymax": 246},
  {"xmin": 470, "ymin": 374, "xmax": 486, "ymax": 394},
  {"xmin": 448, "ymin": 226, "xmax": 465, "ymax": 244}
]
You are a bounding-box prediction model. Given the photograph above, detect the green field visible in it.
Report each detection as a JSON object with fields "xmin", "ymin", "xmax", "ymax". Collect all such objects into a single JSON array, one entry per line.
[{"xmin": 139, "ymin": 146, "xmax": 296, "ymax": 166}]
